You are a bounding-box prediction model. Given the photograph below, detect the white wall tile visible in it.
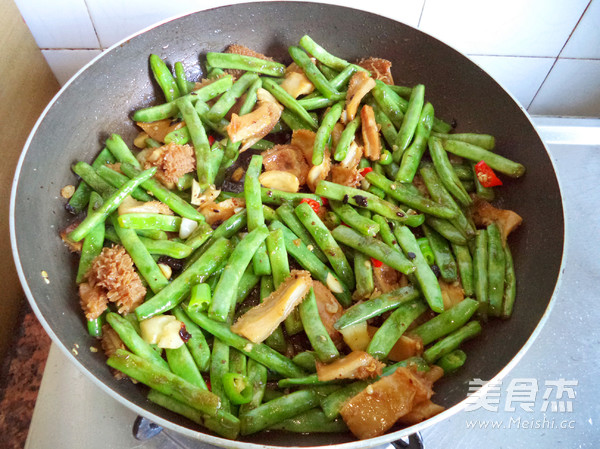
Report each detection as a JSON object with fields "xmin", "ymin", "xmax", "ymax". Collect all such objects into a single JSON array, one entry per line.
[
  {"xmin": 561, "ymin": 0, "xmax": 600, "ymax": 59},
  {"xmin": 14, "ymin": 0, "xmax": 98, "ymax": 48},
  {"xmin": 529, "ymin": 59, "xmax": 600, "ymax": 116},
  {"xmin": 41, "ymin": 49, "xmax": 102, "ymax": 85},
  {"xmin": 468, "ymin": 55, "xmax": 554, "ymax": 108},
  {"xmin": 419, "ymin": 0, "xmax": 589, "ymax": 57}
]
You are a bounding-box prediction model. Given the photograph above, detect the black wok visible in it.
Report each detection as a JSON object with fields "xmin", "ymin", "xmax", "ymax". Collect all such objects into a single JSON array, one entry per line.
[{"xmin": 10, "ymin": 2, "xmax": 564, "ymax": 448}]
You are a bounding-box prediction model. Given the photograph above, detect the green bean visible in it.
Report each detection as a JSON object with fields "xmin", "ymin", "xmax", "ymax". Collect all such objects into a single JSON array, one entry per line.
[
  {"xmin": 262, "ymin": 77, "xmax": 317, "ymax": 130},
  {"xmin": 67, "ymin": 167, "xmax": 156, "ymax": 242},
  {"xmin": 147, "ymin": 390, "xmax": 240, "ymax": 439},
  {"xmin": 136, "ymin": 228, "xmax": 168, "ymax": 240},
  {"xmin": 150, "ymin": 54, "xmax": 180, "ymax": 101},
  {"xmin": 105, "ymin": 313, "xmax": 168, "ymax": 369},
  {"xmin": 107, "ymin": 349, "xmax": 219, "ymax": 416},
  {"xmin": 166, "ymin": 343, "xmax": 207, "ymax": 389},
  {"xmin": 388, "ymin": 84, "xmax": 412, "ymax": 99},
  {"xmin": 411, "ymin": 297, "xmax": 479, "ymax": 345},
  {"xmin": 396, "ymin": 102, "xmax": 434, "ymax": 181},
  {"xmin": 188, "ymin": 283, "xmax": 211, "ymax": 313},
  {"xmin": 336, "ymin": 285, "xmax": 419, "ymax": 330},
  {"xmin": 315, "ymin": 180, "xmax": 423, "ymax": 226},
  {"xmin": 371, "ymin": 80, "xmax": 406, "ymax": 129},
  {"xmin": 268, "ymin": 220, "xmax": 352, "ymax": 307},
  {"xmin": 420, "ymin": 163, "xmax": 476, "ymax": 239},
  {"xmin": 367, "ymin": 299, "xmax": 428, "ymax": 360},
  {"xmin": 259, "ymin": 275, "xmax": 288, "ymax": 353},
  {"xmin": 451, "ymin": 163, "xmax": 474, "ymax": 181},
  {"xmin": 422, "ymin": 224, "xmax": 458, "ymax": 282},
  {"xmin": 393, "ymin": 225, "xmax": 444, "ymax": 313},
  {"xmin": 487, "ymin": 223, "xmax": 506, "ymax": 317},
  {"xmin": 317, "ymin": 62, "xmax": 338, "ymax": 80},
  {"xmin": 174, "ymin": 61, "xmax": 194, "ymax": 95},
  {"xmin": 120, "ymin": 163, "xmax": 204, "ymax": 221},
  {"xmin": 472, "ymin": 161, "xmax": 495, "ymax": 201},
  {"xmin": 280, "ymin": 108, "xmax": 312, "ymax": 131},
  {"xmin": 501, "ymin": 243, "xmax": 517, "ymax": 319},
  {"xmin": 235, "ymin": 265, "xmax": 261, "ymax": 304},
  {"xmin": 423, "ymin": 321, "xmax": 482, "ymax": 363},
  {"xmin": 443, "ymin": 140, "xmax": 525, "ymax": 177},
  {"xmin": 132, "ymin": 76, "xmax": 233, "ymax": 122},
  {"xmin": 206, "ymin": 52, "xmax": 285, "ymax": 77},
  {"xmin": 473, "ymin": 229, "xmax": 489, "ymax": 317},
  {"xmin": 245, "ymin": 155, "xmax": 271, "ymax": 276},
  {"xmin": 117, "ymin": 213, "xmax": 181, "ymax": 232},
  {"xmin": 365, "ymin": 171, "xmax": 456, "ymax": 219},
  {"xmin": 369, "ymin": 99, "xmax": 398, "ymax": 149},
  {"xmin": 209, "ymin": 226, "xmax": 270, "ymax": 322},
  {"xmin": 331, "ymin": 225, "xmax": 415, "ymax": 275},
  {"xmin": 183, "ymin": 307, "xmax": 306, "ymax": 378},
  {"xmin": 436, "ymin": 349, "xmax": 467, "ymax": 374},
  {"xmin": 451, "ymin": 243, "xmax": 475, "ymax": 297},
  {"xmin": 105, "ymin": 134, "xmax": 141, "ymax": 168},
  {"xmin": 417, "ymin": 237, "xmax": 435, "ymax": 265},
  {"xmin": 260, "ymin": 187, "xmax": 323, "ymax": 207},
  {"xmin": 135, "ymin": 237, "xmax": 232, "ymax": 320},
  {"xmin": 137, "ymin": 236, "xmax": 192, "ymax": 259},
  {"xmin": 429, "ymin": 136, "xmax": 472, "ymax": 206},
  {"xmin": 95, "ymin": 165, "xmax": 153, "ymax": 202},
  {"xmin": 395, "ymin": 84, "xmax": 425, "ymax": 152},
  {"xmin": 268, "ymin": 408, "xmax": 347, "ymax": 433},
  {"xmin": 334, "ymin": 115, "xmax": 361, "ymax": 161},
  {"xmin": 329, "ymin": 201, "xmax": 379, "ymax": 238},
  {"xmin": 184, "ymin": 221, "xmax": 213, "ymax": 251},
  {"xmin": 72, "ymin": 161, "xmax": 116, "ymax": 198},
  {"xmin": 432, "ymin": 132, "xmax": 495, "ymax": 150},
  {"xmin": 276, "ymin": 203, "xmax": 328, "ymax": 263},
  {"xmin": 207, "ymin": 67, "xmax": 225, "ymax": 79},
  {"xmin": 289, "ymin": 46, "xmax": 342, "ymax": 100},
  {"xmin": 295, "ymin": 202, "xmax": 355, "ymax": 290},
  {"xmin": 76, "ymin": 192, "xmax": 105, "ymax": 283},
  {"xmin": 165, "ymin": 126, "xmax": 190, "ymax": 145},
  {"xmin": 298, "ymin": 35, "xmax": 353, "ymax": 71},
  {"xmin": 297, "ymin": 95, "xmax": 336, "ymax": 111},
  {"xmin": 172, "ymin": 306, "xmax": 211, "ymax": 372},
  {"xmin": 207, "ymin": 72, "xmax": 259, "ymax": 123},
  {"xmin": 425, "ymin": 216, "xmax": 468, "ymax": 245},
  {"xmin": 292, "ymin": 351, "xmax": 318, "ymax": 373},
  {"xmin": 239, "ymin": 358, "xmax": 268, "ymax": 415},
  {"xmin": 372, "ymin": 215, "xmax": 400, "ymax": 251},
  {"xmin": 353, "ymin": 251, "xmax": 374, "ymax": 300},
  {"xmin": 87, "ymin": 313, "xmax": 104, "ymax": 338},
  {"xmin": 240, "ymin": 390, "xmax": 321, "ymax": 435},
  {"xmin": 320, "ymin": 380, "xmax": 369, "ymax": 419},
  {"xmin": 69, "ymin": 147, "xmax": 115, "ymax": 213},
  {"xmin": 210, "ymin": 338, "xmax": 231, "ymax": 413},
  {"xmin": 110, "ymin": 215, "xmax": 170, "ymax": 293},
  {"xmin": 299, "ymin": 288, "xmax": 339, "ymax": 362},
  {"xmin": 312, "ymin": 100, "xmax": 344, "ymax": 165}
]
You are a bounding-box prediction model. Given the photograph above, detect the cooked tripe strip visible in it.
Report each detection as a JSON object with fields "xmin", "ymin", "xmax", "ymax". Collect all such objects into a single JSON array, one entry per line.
[
  {"xmin": 361, "ymin": 104, "xmax": 381, "ymax": 160},
  {"xmin": 345, "ymin": 71, "xmax": 375, "ymax": 121},
  {"xmin": 231, "ymin": 270, "xmax": 312, "ymax": 343},
  {"xmin": 316, "ymin": 350, "xmax": 384, "ymax": 381}
]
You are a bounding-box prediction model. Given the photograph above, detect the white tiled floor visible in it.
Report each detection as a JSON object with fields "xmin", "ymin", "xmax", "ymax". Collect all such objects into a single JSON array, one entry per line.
[
  {"xmin": 418, "ymin": 0, "xmax": 589, "ymax": 57},
  {"xmin": 561, "ymin": 0, "xmax": 600, "ymax": 59},
  {"xmin": 14, "ymin": 0, "xmax": 99, "ymax": 48},
  {"xmin": 529, "ymin": 59, "xmax": 600, "ymax": 116},
  {"xmin": 41, "ymin": 49, "xmax": 103, "ymax": 85},
  {"xmin": 467, "ymin": 55, "xmax": 555, "ymax": 108}
]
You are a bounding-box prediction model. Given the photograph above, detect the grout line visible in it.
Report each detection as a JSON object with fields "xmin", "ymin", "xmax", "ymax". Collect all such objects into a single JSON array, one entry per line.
[
  {"xmin": 40, "ymin": 48, "xmax": 102, "ymax": 51},
  {"xmin": 526, "ymin": 0, "xmax": 592, "ymax": 110},
  {"xmin": 416, "ymin": 0, "xmax": 427, "ymax": 28},
  {"xmin": 82, "ymin": 0, "xmax": 104, "ymax": 50}
]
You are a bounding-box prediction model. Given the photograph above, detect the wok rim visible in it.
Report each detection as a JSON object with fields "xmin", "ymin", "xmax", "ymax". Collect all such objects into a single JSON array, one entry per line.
[{"xmin": 9, "ymin": 2, "xmax": 566, "ymax": 447}]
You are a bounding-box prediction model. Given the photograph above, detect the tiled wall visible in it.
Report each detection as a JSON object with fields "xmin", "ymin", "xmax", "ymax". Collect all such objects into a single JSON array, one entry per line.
[{"xmin": 14, "ymin": 0, "xmax": 600, "ymax": 117}]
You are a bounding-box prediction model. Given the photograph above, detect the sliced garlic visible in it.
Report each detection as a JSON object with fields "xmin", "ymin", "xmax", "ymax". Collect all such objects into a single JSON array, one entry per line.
[
  {"xmin": 157, "ymin": 320, "xmax": 184, "ymax": 349},
  {"xmin": 259, "ymin": 170, "xmax": 300, "ymax": 193},
  {"xmin": 339, "ymin": 321, "xmax": 371, "ymax": 352},
  {"xmin": 279, "ymin": 71, "xmax": 314, "ymax": 99},
  {"xmin": 158, "ymin": 263, "xmax": 172, "ymax": 279},
  {"xmin": 134, "ymin": 132, "xmax": 150, "ymax": 148},
  {"xmin": 140, "ymin": 315, "xmax": 177, "ymax": 345},
  {"xmin": 191, "ymin": 182, "xmax": 220, "ymax": 207},
  {"xmin": 326, "ymin": 272, "xmax": 344, "ymax": 293},
  {"xmin": 179, "ymin": 217, "xmax": 199, "ymax": 239}
]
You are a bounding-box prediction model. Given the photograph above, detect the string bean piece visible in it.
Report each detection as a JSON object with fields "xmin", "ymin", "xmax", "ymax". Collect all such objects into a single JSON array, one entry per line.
[
  {"xmin": 331, "ymin": 225, "xmax": 415, "ymax": 275},
  {"xmin": 298, "ymin": 35, "xmax": 354, "ymax": 72},
  {"xmin": 67, "ymin": 167, "xmax": 156, "ymax": 242},
  {"xmin": 487, "ymin": 223, "xmax": 506, "ymax": 317},
  {"xmin": 118, "ymin": 213, "xmax": 181, "ymax": 232},
  {"xmin": 150, "ymin": 54, "xmax": 180, "ymax": 102},
  {"xmin": 135, "ymin": 237, "xmax": 233, "ymax": 320},
  {"xmin": 188, "ymin": 283, "xmax": 212, "ymax": 312},
  {"xmin": 262, "ymin": 77, "xmax": 317, "ymax": 130},
  {"xmin": 68, "ymin": 147, "xmax": 115, "ymax": 213},
  {"xmin": 207, "ymin": 72, "xmax": 259, "ymax": 122},
  {"xmin": 396, "ymin": 101, "xmax": 434, "ymax": 182},
  {"xmin": 334, "ymin": 114, "xmax": 361, "ymax": 161},
  {"xmin": 395, "ymin": 84, "xmax": 425, "ymax": 152},
  {"xmin": 410, "ymin": 297, "xmax": 479, "ymax": 345},
  {"xmin": 172, "ymin": 306, "xmax": 211, "ymax": 372},
  {"xmin": 72, "ymin": 161, "xmax": 117, "ymax": 199},
  {"xmin": 425, "ymin": 216, "xmax": 468, "ymax": 245},
  {"xmin": 211, "ymin": 338, "xmax": 231, "ymax": 413},
  {"xmin": 312, "ymin": 100, "xmax": 344, "ymax": 165},
  {"xmin": 245, "ymin": 155, "xmax": 271, "ymax": 276},
  {"xmin": 76, "ymin": 192, "xmax": 105, "ymax": 283},
  {"xmin": 299, "ymin": 287, "xmax": 340, "ymax": 362},
  {"xmin": 268, "ymin": 408, "xmax": 348, "ymax": 433},
  {"xmin": 371, "ymin": 80, "xmax": 406, "ymax": 129},
  {"xmin": 429, "ymin": 136, "xmax": 472, "ymax": 206},
  {"xmin": 436, "ymin": 349, "xmax": 467, "ymax": 374},
  {"xmin": 423, "ymin": 321, "xmax": 482, "ymax": 363},
  {"xmin": 166, "ymin": 343, "xmax": 208, "ymax": 389},
  {"xmin": 353, "ymin": 251, "xmax": 374, "ymax": 299},
  {"xmin": 501, "ymin": 243, "xmax": 517, "ymax": 319},
  {"xmin": 206, "ymin": 52, "xmax": 286, "ymax": 77},
  {"xmin": 372, "ymin": 215, "xmax": 401, "ymax": 251},
  {"xmin": 289, "ymin": 46, "xmax": 342, "ymax": 100},
  {"xmin": 276, "ymin": 203, "xmax": 328, "ymax": 263},
  {"xmin": 432, "ymin": 132, "xmax": 495, "ymax": 150},
  {"xmin": 369, "ymin": 99, "xmax": 399, "ymax": 149},
  {"xmin": 367, "ymin": 298, "xmax": 428, "ymax": 360},
  {"xmin": 451, "ymin": 243, "xmax": 475, "ymax": 297},
  {"xmin": 174, "ymin": 61, "xmax": 194, "ymax": 95},
  {"xmin": 417, "ymin": 237, "xmax": 435, "ymax": 265},
  {"xmin": 259, "ymin": 275, "xmax": 288, "ymax": 352},
  {"xmin": 106, "ymin": 134, "xmax": 141, "ymax": 168},
  {"xmin": 239, "ymin": 358, "xmax": 268, "ymax": 415},
  {"xmin": 107, "ymin": 349, "xmax": 219, "ymax": 416},
  {"xmin": 443, "ymin": 139, "xmax": 525, "ymax": 177},
  {"xmin": 473, "ymin": 229, "xmax": 489, "ymax": 317},
  {"xmin": 422, "ymin": 224, "xmax": 458, "ymax": 282},
  {"xmin": 329, "ymin": 200, "xmax": 379, "ymax": 237},
  {"xmin": 393, "ymin": 225, "xmax": 444, "ymax": 313},
  {"xmin": 95, "ymin": 165, "xmax": 153, "ymax": 202},
  {"xmin": 185, "ymin": 221, "xmax": 213, "ymax": 251}
]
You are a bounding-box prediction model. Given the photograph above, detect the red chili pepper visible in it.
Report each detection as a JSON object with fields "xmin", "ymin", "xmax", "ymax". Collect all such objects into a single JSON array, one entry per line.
[
  {"xmin": 370, "ymin": 257, "xmax": 383, "ymax": 268},
  {"xmin": 474, "ymin": 161, "xmax": 503, "ymax": 188},
  {"xmin": 300, "ymin": 198, "xmax": 320, "ymax": 214},
  {"xmin": 208, "ymin": 135, "xmax": 215, "ymax": 146},
  {"xmin": 359, "ymin": 167, "xmax": 373, "ymax": 177},
  {"xmin": 320, "ymin": 197, "xmax": 329, "ymax": 207}
]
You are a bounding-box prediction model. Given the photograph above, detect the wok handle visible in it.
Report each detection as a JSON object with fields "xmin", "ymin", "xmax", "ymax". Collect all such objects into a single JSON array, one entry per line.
[
  {"xmin": 133, "ymin": 415, "xmax": 163, "ymax": 440},
  {"xmin": 391, "ymin": 432, "xmax": 424, "ymax": 449}
]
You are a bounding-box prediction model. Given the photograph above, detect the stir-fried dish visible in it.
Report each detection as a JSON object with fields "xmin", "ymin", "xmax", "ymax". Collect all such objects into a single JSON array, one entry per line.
[{"xmin": 61, "ymin": 35, "xmax": 525, "ymax": 440}]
